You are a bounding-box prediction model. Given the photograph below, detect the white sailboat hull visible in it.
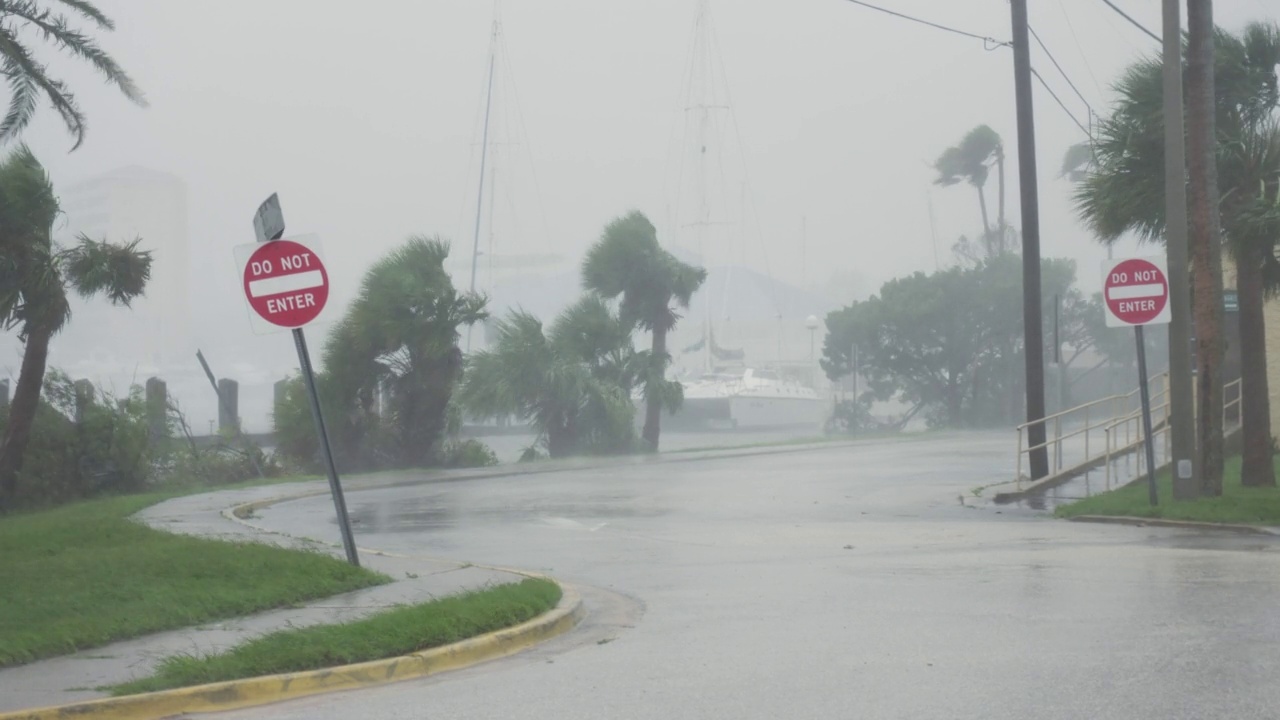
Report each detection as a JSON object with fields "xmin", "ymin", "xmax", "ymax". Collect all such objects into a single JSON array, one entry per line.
[
  {"xmin": 727, "ymin": 394, "xmax": 827, "ymax": 429},
  {"xmin": 650, "ymin": 368, "xmax": 830, "ymax": 430}
]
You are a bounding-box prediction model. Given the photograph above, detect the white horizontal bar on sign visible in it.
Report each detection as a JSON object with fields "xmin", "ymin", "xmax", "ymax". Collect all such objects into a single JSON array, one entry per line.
[
  {"xmin": 1107, "ymin": 283, "xmax": 1164, "ymax": 300},
  {"xmin": 249, "ymin": 270, "xmax": 324, "ymax": 298}
]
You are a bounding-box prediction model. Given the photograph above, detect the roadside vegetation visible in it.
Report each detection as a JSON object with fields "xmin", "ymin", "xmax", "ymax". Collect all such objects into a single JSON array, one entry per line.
[
  {"xmin": 458, "ymin": 211, "xmax": 705, "ymax": 458},
  {"xmin": 110, "ymin": 578, "xmax": 561, "ymax": 695},
  {"xmin": 1055, "ymin": 455, "xmax": 1280, "ymax": 525},
  {"xmin": 0, "ymin": 493, "xmax": 388, "ymax": 667}
]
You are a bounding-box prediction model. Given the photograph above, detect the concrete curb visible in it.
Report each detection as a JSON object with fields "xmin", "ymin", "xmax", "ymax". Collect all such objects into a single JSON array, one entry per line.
[
  {"xmin": 1068, "ymin": 514, "xmax": 1280, "ymax": 536},
  {"xmin": 0, "ymin": 584, "xmax": 585, "ymax": 720}
]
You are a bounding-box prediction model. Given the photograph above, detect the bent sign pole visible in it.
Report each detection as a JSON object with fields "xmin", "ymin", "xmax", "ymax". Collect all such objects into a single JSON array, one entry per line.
[
  {"xmin": 1104, "ymin": 256, "xmax": 1172, "ymax": 507},
  {"xmin": 237, "ymin": 194, "xmax": 360, "ymax": 567}
]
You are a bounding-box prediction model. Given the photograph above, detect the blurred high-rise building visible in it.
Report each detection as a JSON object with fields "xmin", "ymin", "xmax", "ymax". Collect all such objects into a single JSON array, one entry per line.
[{"xmin": 56, "ymin": 166, "xmax": 191, "ymax": 366}]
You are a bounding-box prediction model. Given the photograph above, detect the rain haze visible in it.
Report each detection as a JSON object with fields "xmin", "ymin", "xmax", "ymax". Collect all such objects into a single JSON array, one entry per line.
[
  {"xmin": 2, "ymin": 0, "xmax": 1276, "ymax": 435},
  {"xmin": 17, "ymin": 5, "xmax": 1280, "ymax": 718}
]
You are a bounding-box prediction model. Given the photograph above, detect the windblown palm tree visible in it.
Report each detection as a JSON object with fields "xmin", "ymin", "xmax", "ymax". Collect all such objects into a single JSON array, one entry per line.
[
  {"xmin": 459, "ymin": 296, "xmax": 637, "ymax": 458},
  {"xmin": 934, "ymin": 125, "xmax": 1007, "ymax": 258},
  {"xmin": 307, "ymin": 237, "xmax": 487, "ymax": 470},
  {"xmin": 0, "ymin": 146, "xmax": 151, "ymax": 508},
  {"xmin": 0, "ymin": 0, "xmax": 146, "ymax": 149},
  {"xmin": 582, "ymin": 211, "xmax": 706, "ymax": 452},
  {"xmin": 1074, "ymin": 22, "xmax": 1280, "ymax": 488}
]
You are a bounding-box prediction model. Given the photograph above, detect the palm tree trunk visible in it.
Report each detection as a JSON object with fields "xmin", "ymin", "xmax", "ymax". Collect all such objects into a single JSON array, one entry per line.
[
  {"xmin": 1236, "ymin": 252, "xmax": 1275, "ymax": 487},
  {"xmin": 547, "ymin": 418, "xmax": 571, "ymax": 458},
  {"xmin": 0, "ymin": 322, "xmax": 54, "ymax": 509},
  {"xmin": 642, "ymin": 328, "xmax": 667, "ymax": 451},
  {"xmin": 996, "ymin": 149, "xmax": 1006, "ymax": 248},
  {"xmin": 1186, "ymin": 0, "xmax": 1225, "ymax": 496},
  {"xmin": 976, "ymin": 185, "xmax": 992, "ymax": 254}
]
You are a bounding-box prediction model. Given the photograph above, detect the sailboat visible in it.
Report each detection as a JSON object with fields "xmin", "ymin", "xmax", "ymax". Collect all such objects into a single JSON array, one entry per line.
[
  {"xmin": 658, "ymin": 0, "xmax": 827, "ymax": 431},
  {"xmin": 463, "ymin": 3, "xmax": 561, "ymax": 354}
]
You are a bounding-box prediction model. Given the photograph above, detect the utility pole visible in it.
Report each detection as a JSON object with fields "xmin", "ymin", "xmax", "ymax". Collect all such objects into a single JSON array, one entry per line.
[
  {"xmin": 1163, "ymin": 0, "xmax": 1198, "ymax": 499},
  {"xmin": 1010, "ymin": 0, "xmax": 1048, "ymax": 480}
]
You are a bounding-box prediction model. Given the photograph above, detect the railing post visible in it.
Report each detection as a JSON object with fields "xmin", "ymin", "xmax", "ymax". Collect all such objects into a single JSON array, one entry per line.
[
  {"xmin": 1016, "ymin": 427, "xmax": 1023, "ymax": 489},
  {"xmin": 1084, "ymin": 404, "xmax": 1090, "ymax": 460},
  {"xmin": 1054, "ymin": 415, "xmax": 1062, "ymax": 472},
  {"xmin": 1164, "ymin": 399, "xmax": 1171, "ymax": 465},
  {"xmin": 1105, "ymin": 427, "xmax": 1112, "ymax": 490}
]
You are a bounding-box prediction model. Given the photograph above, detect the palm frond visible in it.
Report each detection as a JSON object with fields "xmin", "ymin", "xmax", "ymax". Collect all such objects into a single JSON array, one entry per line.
[
  {"xmin": 50, "ymin": 0, "xmax": 113, "ymax": 30},
  {"xmin": 2, "ymin": 1, "xmax": 144, "ymax": 105},
  {"xmin": 0, "ymin": 57, "xmax": 37, "ymax": 140},
  {"xmin": 583, "ymin": 211, "xmax": 706, "ymax": 333},
  {"xmin": 0, "ymin": 0, "xmax": 141, "ymax": 148},
  {"xmin": 60, "ymin": 235, "xmax": 151, "ymax": 306},
  {"xmin": 1060, "ymin": 142, "xmax": 1094, "ymax": 179},
  {"xmin": 0, "ymin": 24, "xmax": 84, "ymax": 147},
  {"xmin": 934, "ymin": 125, "xmax": 1002, "ymax": 189}
]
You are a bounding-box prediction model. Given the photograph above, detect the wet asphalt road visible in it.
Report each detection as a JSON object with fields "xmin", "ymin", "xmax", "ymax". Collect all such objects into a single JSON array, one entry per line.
[{"xmin": 214, "ymin": 432, "xmax": 1280, "ymax": 720}]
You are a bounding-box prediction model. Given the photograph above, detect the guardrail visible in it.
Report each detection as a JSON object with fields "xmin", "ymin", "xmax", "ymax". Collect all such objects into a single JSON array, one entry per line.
[
  {"xmin": 1015, "ymin": 373, "xmax": 1244, "ymax": 491},
  {"xmin": 1015, "ymin": 371, "xmax": 1168, "ymax": 488}
]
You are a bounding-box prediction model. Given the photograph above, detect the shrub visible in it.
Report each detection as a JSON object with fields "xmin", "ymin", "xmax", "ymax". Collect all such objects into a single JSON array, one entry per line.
[
  {"xmin": 2, "ymin": 370, "xmax": 152, "ymax": 508},
  {"xmin": 436, "ymin": 438, "xmax": 499, "ymax": 469}
]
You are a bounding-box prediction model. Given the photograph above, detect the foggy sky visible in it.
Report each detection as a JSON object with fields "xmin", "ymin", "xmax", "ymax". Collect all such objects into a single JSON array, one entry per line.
[{"xmin": 6, "ymin": 0, "xmax": 1280, "ymax": 420}]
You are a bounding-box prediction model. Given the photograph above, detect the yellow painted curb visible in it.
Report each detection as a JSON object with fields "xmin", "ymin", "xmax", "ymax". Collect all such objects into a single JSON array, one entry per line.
[{"xmin": 0, "ymin": 585, "xmax": 584, "ymax": 720}]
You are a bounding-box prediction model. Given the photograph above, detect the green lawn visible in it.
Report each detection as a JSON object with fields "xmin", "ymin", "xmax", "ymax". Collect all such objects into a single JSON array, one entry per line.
[
  {"xmin": 1055, "ymin": 455, "xmax": 1280, "ymax": 525},
  {"xmin": 0, "ymin": 493, "xmax": 388, "ymax": 667},
  {"xmin": 111, "ymin": 578, "xmax": 562, "ymax": 695}
]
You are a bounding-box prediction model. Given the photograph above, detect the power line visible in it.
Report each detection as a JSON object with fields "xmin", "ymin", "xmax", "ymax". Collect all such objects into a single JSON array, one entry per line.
[
  {"xmin": 839, "ymin": 0, "xmax": 1010, "ymax": 48},
  {"xmin": 1098, "ymin": 0, "xmax": 1161, "ymax": 44},
  {"xmin": 1056, "ymin": 0, "xmax": 1104, "ymax": 99},
  {"xmin": 1028, "ymin": 24, "xmax": 1094, "ymax": 120},
  {"xmin": 1032, "ymin": 67, "xmax": 1091, "ymax": 137}
]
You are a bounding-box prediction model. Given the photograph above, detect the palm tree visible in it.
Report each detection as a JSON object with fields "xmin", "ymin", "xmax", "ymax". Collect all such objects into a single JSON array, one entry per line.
[
  {"xmin": 318, "ymin": 237, "xmax": 487, "ymax": 470},
  {"xmin": 0, "ymin": 0, "xmax": 146, "ymax": 149},
  {"xmin": 934, "ymin": 125, "xmax": 1007, "ymax": 258},
  {"xmin": 0, "ymin": 146, "xmax": 151, "ymax": 508},
  {"xmin": 582, "ymin": 211, "xmax": 706, "ymax": 452},
  {"xmin": 1074, "ymin": 22, "xmax": 1280, "ymax": 488},
  {"xmin": 1185, "ymin": 0, "xmax": 1226, "ymax": 495},
  {"xmin": 458, "ymin": 296, "xmax": 637, "ymax": 457}
]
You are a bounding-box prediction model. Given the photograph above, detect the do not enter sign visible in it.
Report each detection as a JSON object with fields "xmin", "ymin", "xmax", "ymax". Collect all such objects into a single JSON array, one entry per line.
[
  {"xmin": 1103, "ymin": 256, "xmax": 1171, "ymax": 328},
  {"xmin": 234, "ymin": 238, "xmax": 331, "ymax": 334}
]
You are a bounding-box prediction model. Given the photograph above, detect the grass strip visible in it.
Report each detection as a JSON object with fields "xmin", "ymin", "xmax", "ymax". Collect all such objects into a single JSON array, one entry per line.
[
  {"xmin": 110, "ymin": 578, "xmax": 562, "ymax": 695},
  {"xmin": 1055, "ymin": 455, "xmax": 1280, "ymax": 524},
  {"xmin": 0, "ymin": 493, "xmax": 388, "ymax": 667}
]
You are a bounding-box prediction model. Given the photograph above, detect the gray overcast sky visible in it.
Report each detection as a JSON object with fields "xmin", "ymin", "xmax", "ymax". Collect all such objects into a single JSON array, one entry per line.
[{"xmin": 16, "ymin": 0, "xmax": 1280, "ymax": 314}]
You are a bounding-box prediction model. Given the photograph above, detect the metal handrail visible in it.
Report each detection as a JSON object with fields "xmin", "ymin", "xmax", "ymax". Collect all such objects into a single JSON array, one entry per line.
[
  {"xmin": 1014, "ymin": 371, "xmax": 1170, "ymax": 488},
  {"xmin": 1223, "ymin": 378, "xmax": 1243, "ymax": 427},
  {"xmin": 1102, "ymin": 386, "xmax": 1170, "ymax": 434},
  {"xmin": 1016, "ymin": 370, "xmax": 1170, "ymax": 433}
]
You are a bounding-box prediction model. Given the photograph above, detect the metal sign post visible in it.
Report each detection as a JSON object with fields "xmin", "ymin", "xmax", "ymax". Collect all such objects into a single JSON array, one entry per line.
[
  {"xmin": 1134, "ymin": 326, "xmax": 1159, "ymax": 506},
  {"xmin": 290, "ymin": 325, "xmax": 359, "ymax": 566},
  {"xmin": 1104, "ymin": 256, "xmax": 1172, "ymax": 506},
  {"xmin": 240, "ymin": 194, "xmax": 360, "ymax": 566}
]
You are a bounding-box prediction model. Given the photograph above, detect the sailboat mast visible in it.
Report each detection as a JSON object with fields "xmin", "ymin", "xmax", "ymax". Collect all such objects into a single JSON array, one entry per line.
[
  {"xmin": 693, "ymin": 0, "xmax": 713, "ymax": 374},
  {"xmin": 466, "ymin": 20, "xmax": 498, "ymax": 351}
]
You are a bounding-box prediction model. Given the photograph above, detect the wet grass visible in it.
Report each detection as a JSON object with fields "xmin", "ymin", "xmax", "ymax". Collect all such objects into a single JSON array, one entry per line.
[
  {"xmin": 110, "ymin": 578, "xmax": 561, "ymax": 695},
  {"xmin": 0, "ymin": 493, "xmax": 388, "ymax": 668},
  {"xmin": 1055, "ymin": 455, "xmax": 1280, "ymax": 525}
]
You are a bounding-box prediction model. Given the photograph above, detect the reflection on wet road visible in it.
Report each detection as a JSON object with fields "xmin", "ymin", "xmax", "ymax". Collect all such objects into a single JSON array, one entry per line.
[{"xmin": 219, "ymin": 431, "xmax": 1280, "ymax": 720}]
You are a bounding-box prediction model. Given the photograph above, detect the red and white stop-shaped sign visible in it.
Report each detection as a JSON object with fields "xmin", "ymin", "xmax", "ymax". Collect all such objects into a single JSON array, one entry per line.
[
  {"xmin": 1103, "ymin": 256, "xmax": 1171, "ymax": 328},
  {"xmin": 235, "ymin": 238, "xmax": 330, "ymax": 334}
]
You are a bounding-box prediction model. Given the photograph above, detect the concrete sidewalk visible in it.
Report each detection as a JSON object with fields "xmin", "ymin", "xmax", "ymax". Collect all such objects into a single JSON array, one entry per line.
[{"xmin": 0, "ymin": 486, "xmax": 527, "ymax": 714}]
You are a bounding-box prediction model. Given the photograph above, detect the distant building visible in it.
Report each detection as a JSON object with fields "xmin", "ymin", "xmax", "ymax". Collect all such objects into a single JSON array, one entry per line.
[{"xmin": 56, "ymin": 166, "xmax": 191, "ymax": 365}]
